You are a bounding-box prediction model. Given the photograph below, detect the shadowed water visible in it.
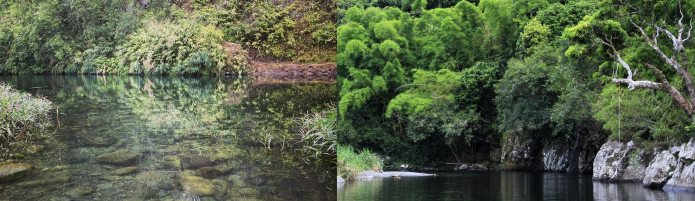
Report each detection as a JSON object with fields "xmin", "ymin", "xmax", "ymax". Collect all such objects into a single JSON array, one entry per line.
[
  {"xmin": 0, "ymin": 75, "xmax": 336, "ymax": 200},
  {"xmin": 338, "ymin": 171, "xmax": 695, "ymax": 201}
]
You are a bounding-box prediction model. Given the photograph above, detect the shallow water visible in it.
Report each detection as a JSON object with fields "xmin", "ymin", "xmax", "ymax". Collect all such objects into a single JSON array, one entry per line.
[
  {"xmin": 0, "ymin": 75, "xmax": 336, "ymax": 200},
  {"xmin": 337, "ymin": 171, "xmax": 695, "ymax": 201}
]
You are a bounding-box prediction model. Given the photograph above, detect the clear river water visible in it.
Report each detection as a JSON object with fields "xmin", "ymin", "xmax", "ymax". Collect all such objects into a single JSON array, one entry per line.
[
  {"xmin": 0, "ymin": 75, "xmax": 336, "ymax": 201},
  {"xmin": 338, "ymin": 171, "xmax": 695, "ymax": 201}
]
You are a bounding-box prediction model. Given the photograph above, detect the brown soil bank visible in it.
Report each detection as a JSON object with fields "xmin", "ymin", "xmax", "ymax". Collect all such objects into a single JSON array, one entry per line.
[{"xmin": 247, "ymin": 61, "xmax": 336, "ymax": 82}]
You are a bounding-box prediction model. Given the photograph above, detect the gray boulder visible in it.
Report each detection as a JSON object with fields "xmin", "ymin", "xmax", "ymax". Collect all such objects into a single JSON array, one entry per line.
[
  {"xmin": 621, "ymin": 149, "xmax": 650, "ymax": 182},
  {"xmin": 642, "ymin": 151, "xmax": 677, "ymax": 188},
  {"xmin": 663, "ymin": 138, "xmax": 695, "ymax": 192},
  {"xmin": 592, "ymin": 141, "xmax": 632, "ymax": 181},
  {"xmin": 337, "ymin": 176, "xmax": 345, "ymax": 183}
]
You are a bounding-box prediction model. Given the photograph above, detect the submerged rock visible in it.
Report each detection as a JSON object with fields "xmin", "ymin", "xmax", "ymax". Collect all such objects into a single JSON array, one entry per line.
[
  {"xmin": 110, "ymin": 167, "xmax": 139, "ymax": 175},
  {"xmin": 238, "ymin": 188, "xmax": 260, "ymax": 195},
  {"xmin": 180, "ymin": 155, "xmax": 212, "ymax": 170},
  {"xmin": 248, "ymin": 176, "xmax": 266, "ymax": 186},
  {"xmin": 643, "ymin": 151, "xmax": 677, "ymax": 188},
  {"xmin": 17, "ymin": 173, "xmax": 71, "ymax": 188},
  {"xmin": 82, "ymin": 135, "xmax": 117, "ymax": 147},
  {"xmin": 180, "ymin": 175, "xmax": 216, "ymax": 197},
  {"xmin": 66, "ymin": 186, "xmax": 94, "ymax": 198},
  {"xmin": 197, "ymin": 167, "xmax": 222, "ymax": 179},
  {"xmin": 134, "ymin": 186, "xmax": 158, "ymax": 199},
  {"xmin": 97, "ymin": 149, "xmax": 139, "ymax": 165},
  {"xmin": 0, "ymin": 163, "xmax": 33, "ymax": 182}
]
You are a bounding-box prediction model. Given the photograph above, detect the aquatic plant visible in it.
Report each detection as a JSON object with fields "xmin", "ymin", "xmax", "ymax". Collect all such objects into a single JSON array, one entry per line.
[
  {"xmin": 0, "ymin": 83, "xmax": 53, "ymax": 163},
  {"xmin": 298, "ymin": 105, "xmax": 337, "ymax": 167},
  {"xmin": 337, "ymin": 144, "xmax": 382, "ymax": 180}
]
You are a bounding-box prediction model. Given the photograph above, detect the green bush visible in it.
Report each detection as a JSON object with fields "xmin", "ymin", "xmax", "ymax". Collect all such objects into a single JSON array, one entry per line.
[
  {"xmin": 0, "ymin": 83, "xmax": 53, "ymax": 163},
  {"xmin": 116, "ymin": 19, "xmax": 230, "ymax": 75}
]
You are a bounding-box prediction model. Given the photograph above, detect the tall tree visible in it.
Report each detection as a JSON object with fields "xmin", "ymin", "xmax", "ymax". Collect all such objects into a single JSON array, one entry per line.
[{"xmin": 566, "ymin": 0, "xmax": 695, "ymax": 122}]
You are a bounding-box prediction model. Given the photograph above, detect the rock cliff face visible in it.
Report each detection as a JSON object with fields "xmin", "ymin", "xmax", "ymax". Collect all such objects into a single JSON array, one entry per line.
[
  {"xmin": 497, "ymin": 136, "xmax": 602, "ymax": 173},
  {"xmin": 592, "ymin": 138, "xmax": 695, "ymax": 192},
  {"xmin": 663, "ymin": 138, "xmax": 695, "ymax": 192},
  {"xmin": 500, "ymin": 137, "xmax": 540, "ymax": 171},
  {"xmin": 592, "ymin": 141, "xmax": 632, "ymax": 181}
]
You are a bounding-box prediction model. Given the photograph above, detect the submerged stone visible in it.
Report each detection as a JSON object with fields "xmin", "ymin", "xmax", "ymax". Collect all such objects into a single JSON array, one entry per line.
[
  {"xmin": 17, "ymin": 173, "xmax": 71, "ymax": 188},
  {"xmin": 134, "ymin": 186, "xmax": 158, "ymax": 199},
  {"xmin": 82, "ymin": 136, "xmax": 117, "ymax": 147},
  {"xmin": 0, "ymin": 163, "xmax": 33, "ymax": 182},
  {"xmin": 180, "ymin": 175, "xmax": 216, "ymax": 197},
  {"xmin": 238, "ymin": 187, "xmax": 260, "ymax": 195},
  {"xmin": 66, "ymin": 186, "xmax": 94, "ymax": 198},
  {"xmin": 248, "ymin": 176, "xmax": 266, "ymax": 186},
  {"xmin": 197, "ymin": 167, "xmax": 222, "ymax": 179},
  {"xmin": 97, "ymin": 149, "xmax": 139, "ymax": 165},
  {"xmin": 227, "ymin": 175, "xmax": 247, "ymax": 187},
  {"xmin": 180, "ymin": 155, "xmax": 212, "ymax": 169},
  {"xmin": 110, "ymin": 166, "xmax": 139, "ymax": 175}
]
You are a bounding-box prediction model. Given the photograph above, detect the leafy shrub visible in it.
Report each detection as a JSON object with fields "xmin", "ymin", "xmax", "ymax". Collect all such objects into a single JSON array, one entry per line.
[
  {"xmin": 0, "ymin": 83, "xmax": 53, "ymax": 163},
  {"xmin": 116, "ymin": 19, "xmax": 230, "ymax": 75}
]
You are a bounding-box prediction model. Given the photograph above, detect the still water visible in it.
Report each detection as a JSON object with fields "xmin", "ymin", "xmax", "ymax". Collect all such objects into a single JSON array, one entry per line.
[
  {"xmin": 338, "ymin": 171, "xmax": 695, "ymax": 201},
  {"xmin": 0, "ymin": 75, "xmax": 336, "ymax": 200}
]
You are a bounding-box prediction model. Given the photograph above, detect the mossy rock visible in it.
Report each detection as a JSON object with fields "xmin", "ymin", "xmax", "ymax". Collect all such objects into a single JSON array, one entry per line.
[
  {"xmin": 110, "ymin": 167, "xmax": 138, "ymax": 175},
  {"xmin": 97, "ymin": 149, "xmax": 139, "ymax": 166},
  {"xmin": 66, "ymin": 186, "xmax": 94, "ymax": 198},
  {"xmin": 0, "ymin": 163, "xmax": 33, "ymax": 183},
  {"xmin": 180, "ymin": 175, "xmax": 216, "ymax": 197},
  {"xmin": 164, "ymin": 155, "xmax": 182, "ymax": 170},
  {"xmin": 17, "ymin": 173, "xmax": 71, "ymax": 188},
  {"xmin": 180, "ymin": 155, "xmax": 212, "ymax": 169},
  {"xmin": 197, "ymin": 167, "xmax": 222, "ymax": 179},
  {"xmin": 238, "ymin": 188, "xmax": 260, "ymax": 195}
]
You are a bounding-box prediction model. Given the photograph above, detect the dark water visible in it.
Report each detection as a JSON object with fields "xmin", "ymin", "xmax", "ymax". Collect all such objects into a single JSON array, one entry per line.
[
  {"xmin": 0, "ymin": 75, "xmax": 336, "ymax": 200},
  {"xmin": 337, "ymin": 171, "xmax": 695, "ymax": 201}
]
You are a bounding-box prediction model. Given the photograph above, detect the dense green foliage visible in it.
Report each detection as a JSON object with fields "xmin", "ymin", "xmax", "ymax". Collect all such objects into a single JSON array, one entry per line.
[
  {"xmin": 0, "ymin": 0, "xmax": 336, "ymax": 75},
  {"xmin": 338, "ymin": 0, "xmax": 694, "ymax": 166},
  {"xmin": 0, "ymin": 83, "xmax": 53, "ymax": 163}
]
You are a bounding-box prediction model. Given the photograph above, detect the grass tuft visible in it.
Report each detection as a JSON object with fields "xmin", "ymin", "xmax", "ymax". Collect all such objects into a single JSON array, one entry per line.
[{"xmin": 337, "ymin": 144, "xmax": 382, "ymax": 180}]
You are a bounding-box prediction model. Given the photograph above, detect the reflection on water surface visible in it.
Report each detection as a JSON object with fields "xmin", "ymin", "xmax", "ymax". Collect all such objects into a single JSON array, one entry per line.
[
  {"xmin": 0, "ymin": 75, "xmax": 336, "ymax": 200},
  {"xmin": 338, "ymin": 171, "xmax": 695, "ymax": 201}
]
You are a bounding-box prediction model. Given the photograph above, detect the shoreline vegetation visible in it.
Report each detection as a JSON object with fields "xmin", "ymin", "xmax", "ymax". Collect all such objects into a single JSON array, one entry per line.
[
  {"xmin": 336, "ymin": 0, "xmax": 695, "ymax": 190},
  {"xmin": 0, "ymin": 0, "xmax": 336, "ymax": 76},
  {"xmin": 337, "ymin": 145, "xmax": 382, "ymax": 181},
  {"xmin": 0, "ymin": 83, "xmax": 53, "ymax": 164}
]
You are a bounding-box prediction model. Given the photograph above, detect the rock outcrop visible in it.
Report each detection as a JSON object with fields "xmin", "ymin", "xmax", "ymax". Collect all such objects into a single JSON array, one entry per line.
[
  {"xmin": 663, "ymin": 138, "xmax": 695, "ymax": 192},
  {"xmin": 592, "ymin": 141, "xmax": 633, "ymax": 181},
  {"xmin": 542, "ymin": 139, "xmax": 570, "ymax": 172},
  {"xmin": 592, "ymin": 138, "xmax": 695, "ymax": 192},
  {"xmin": 642, "ymin": 150, "xmax": 677, "ymax": 188},
  {"xmin": 501, "ymin": 137, "xmax": 540, "ymax": 171}
]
